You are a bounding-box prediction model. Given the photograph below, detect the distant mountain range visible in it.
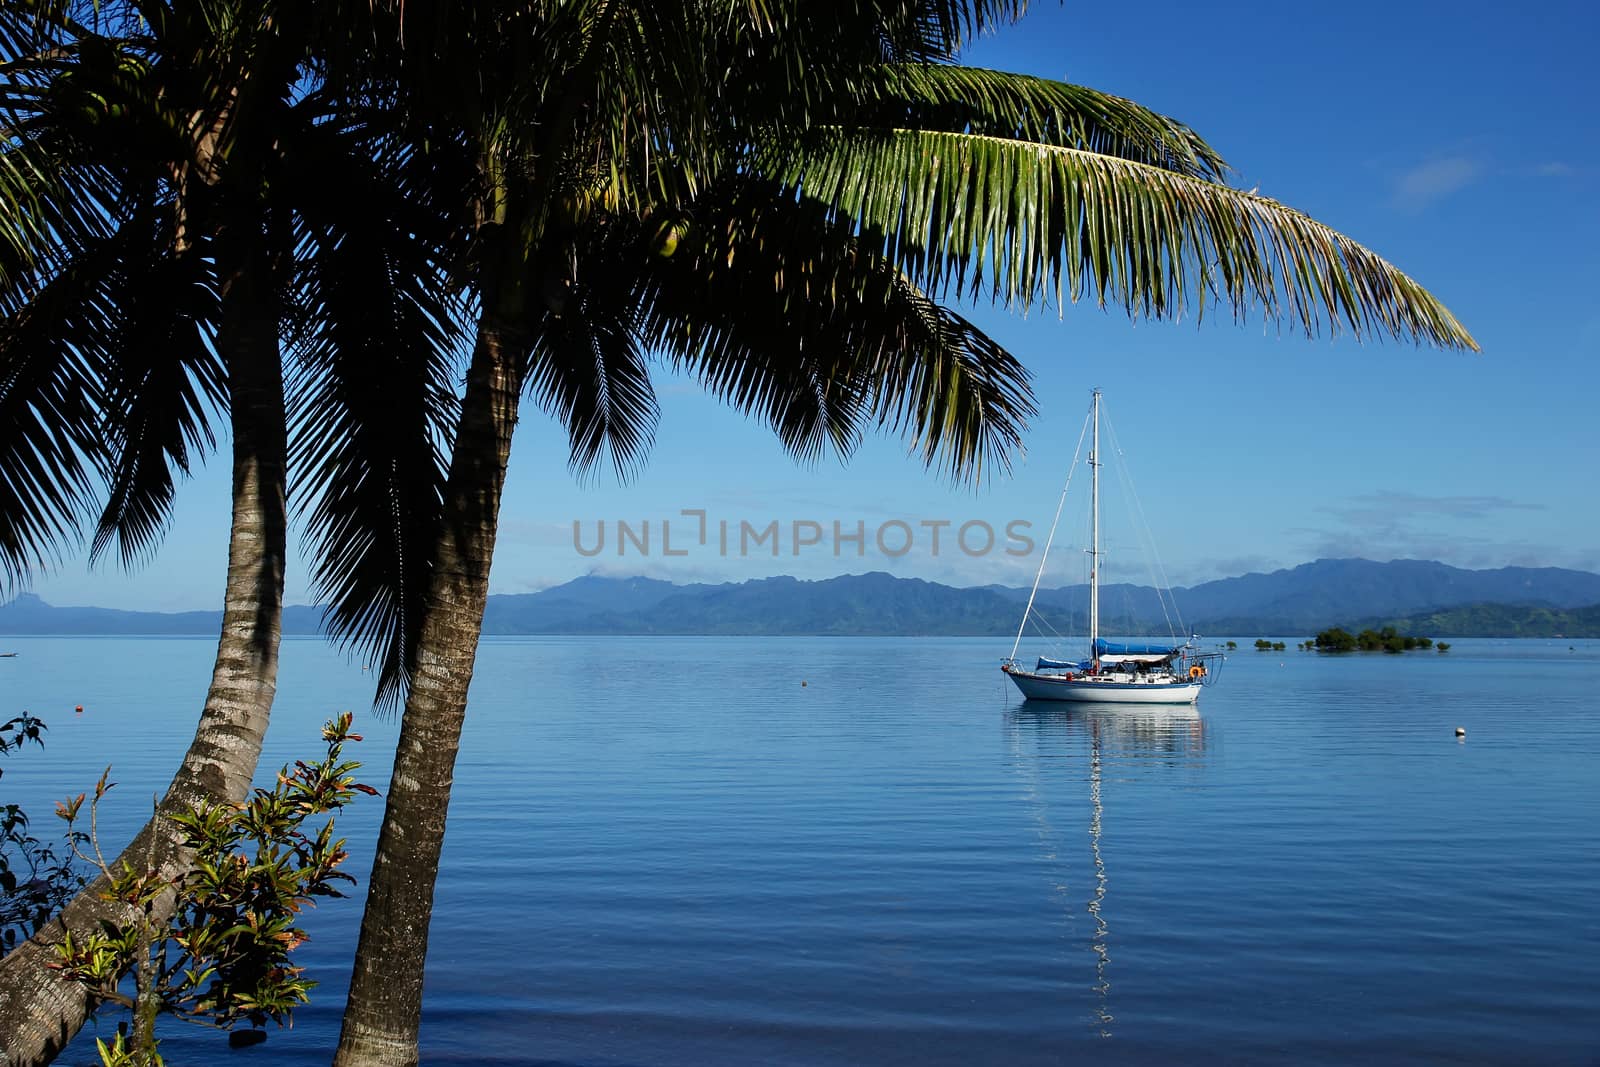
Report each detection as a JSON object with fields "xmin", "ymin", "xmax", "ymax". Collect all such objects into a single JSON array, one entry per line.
[{"xmin": 5, "ymin": 559, "xmax": 1600, "ymax": 638}]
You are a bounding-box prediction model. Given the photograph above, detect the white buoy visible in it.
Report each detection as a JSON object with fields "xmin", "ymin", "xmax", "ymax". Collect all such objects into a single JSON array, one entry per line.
[{"xmin": 1455, "ymin": 727, "xmax": 1466, "ymax": 738}]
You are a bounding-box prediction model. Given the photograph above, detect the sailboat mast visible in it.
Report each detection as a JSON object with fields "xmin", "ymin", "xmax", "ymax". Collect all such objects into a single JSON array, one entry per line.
[{"xmin": 1089, "ymin": 389, "xmax": 1101, "ymax": 662}]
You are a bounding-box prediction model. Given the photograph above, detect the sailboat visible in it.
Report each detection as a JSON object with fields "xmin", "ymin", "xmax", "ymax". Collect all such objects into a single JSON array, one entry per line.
[{"xmin": 1001, "ymin": 390, "xmax": 1221, "ymax": 704}]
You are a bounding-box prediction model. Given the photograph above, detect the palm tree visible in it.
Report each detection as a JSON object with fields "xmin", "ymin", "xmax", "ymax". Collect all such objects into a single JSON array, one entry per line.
[
  {"xmin": 0, "ymin": 4, "xmax": 458, "ymax": 1058},
  {"xmin": 331, "ymin": 4, "xmax": 1474, "ymax": 1066},
  {"xmin": 331, "ymin": 6, "xmax": 1048, "ymax": 1061},
  {"xmin": 0, "ymin": 10, "xmax": 290, "ymax": 1057}
]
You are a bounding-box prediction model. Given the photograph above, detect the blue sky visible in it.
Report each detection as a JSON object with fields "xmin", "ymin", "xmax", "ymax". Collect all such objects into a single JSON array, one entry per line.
[{"xmin": 21, "ymin": 0, "xmax": 1600, "ymax": 611}]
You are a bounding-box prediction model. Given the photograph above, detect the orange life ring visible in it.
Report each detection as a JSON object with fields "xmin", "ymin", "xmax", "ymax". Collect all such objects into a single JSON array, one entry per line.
[{"xmin": 1189, "ymin": 665, "xmax": 1204, "ymax": 679}]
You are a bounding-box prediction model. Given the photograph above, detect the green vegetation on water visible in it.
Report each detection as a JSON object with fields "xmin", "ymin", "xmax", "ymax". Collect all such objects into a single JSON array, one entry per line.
[{"xmin": 1315, "ymin": 626, "xmax": 1434, "ymax": 654}]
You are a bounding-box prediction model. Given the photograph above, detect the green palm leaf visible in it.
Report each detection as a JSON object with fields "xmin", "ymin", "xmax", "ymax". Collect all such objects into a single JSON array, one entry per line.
[
  {"xmin": 846, "ymin": 65, "xmax": 1227, "ymax": 179},
  {"xmin": 775, "ymin": 127, "xmax": 1478, "ymax": 348}
]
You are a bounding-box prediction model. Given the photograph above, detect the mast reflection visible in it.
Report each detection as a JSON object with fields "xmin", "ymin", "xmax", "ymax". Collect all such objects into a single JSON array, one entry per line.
[
  {"xmin": 1087, "ymin": 716, "xmax": 1111, "ymax": 1035},
  {"xmin": 1005, "ymin": 704, "xmax": 1209, "ymax": 1039}
]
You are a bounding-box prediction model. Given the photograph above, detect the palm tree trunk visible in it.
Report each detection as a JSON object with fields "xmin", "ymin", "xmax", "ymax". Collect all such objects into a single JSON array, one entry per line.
[
  {"xmin": 333, "ymin": 314, "xmax": 522, "ymax": 1067},
  {"xmin": 0, "ymin": 265, "xmax": 286, "ymax": 1067}
]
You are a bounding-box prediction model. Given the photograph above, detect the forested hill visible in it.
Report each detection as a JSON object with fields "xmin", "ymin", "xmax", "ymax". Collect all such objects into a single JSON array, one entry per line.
[
  {"xmin": 1368, "ymin": 602, "xmax": 1600, "ymax": 639},
  {"xmin": 4, "ymin": 559, "xmax": 1600, "ymax": 637}
]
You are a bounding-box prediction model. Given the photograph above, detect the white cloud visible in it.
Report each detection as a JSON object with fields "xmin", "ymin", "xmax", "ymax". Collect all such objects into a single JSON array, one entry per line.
[{"xmin": 1392, "ymin": 156, "xmax": 1484, "ymax": 211}]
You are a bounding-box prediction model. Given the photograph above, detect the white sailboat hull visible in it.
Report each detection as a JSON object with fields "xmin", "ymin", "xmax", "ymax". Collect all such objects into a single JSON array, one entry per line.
[{"xmin": 1003, "ymin": 668, "xmax": 1202, "ymax": 705}]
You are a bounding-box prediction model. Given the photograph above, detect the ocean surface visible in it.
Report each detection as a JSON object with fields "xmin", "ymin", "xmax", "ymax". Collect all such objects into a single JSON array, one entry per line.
[{"xmin": 2, "ymin": 635, "xmax": 1597, "ymax": 1065}]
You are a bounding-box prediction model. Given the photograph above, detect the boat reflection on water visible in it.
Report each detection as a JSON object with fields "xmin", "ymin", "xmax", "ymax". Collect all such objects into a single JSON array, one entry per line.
[
  {"xmin": 1010, "ymin": 702, "xmax": 1208, "ymax": 763},
  {"xmin": 1004, "ymin": 703, "xmax": 1208, "ymax": 1038}
]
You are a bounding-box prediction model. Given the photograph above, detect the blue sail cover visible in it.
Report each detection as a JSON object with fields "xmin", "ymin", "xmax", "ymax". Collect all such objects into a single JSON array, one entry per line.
[
  {"xmin": 1037, "ymin": 656, "xmax": 1090, "ymax": 671},
  {"xmin": 1094, "ymin": 639, "xmax": 1183, "ymax": 657}
]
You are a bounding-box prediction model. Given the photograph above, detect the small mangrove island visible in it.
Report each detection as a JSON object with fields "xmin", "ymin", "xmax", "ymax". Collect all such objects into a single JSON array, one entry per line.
[{"xmin": 1314, "ymin": 626, "xmax": 1448, "ymax": 653}]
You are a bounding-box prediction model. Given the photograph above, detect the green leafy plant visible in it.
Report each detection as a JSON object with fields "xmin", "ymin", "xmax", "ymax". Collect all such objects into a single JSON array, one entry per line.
[
  {"xmin": 2, "ymin": 713, "xmax": 88, "ymax": 952},
  {"xmin": 1315, "ymin": 626, "xmax": 1437, "ymax": 653},
  {"xmin": 52, "ymin": 714, "xmax": 375, "ymax": 1066}
]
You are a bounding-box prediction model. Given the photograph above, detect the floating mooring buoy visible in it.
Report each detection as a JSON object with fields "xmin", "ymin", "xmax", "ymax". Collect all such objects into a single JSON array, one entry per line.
[{"xmin": 1455, "ymin": 727, "xmax": 1466, "ymax": 738}]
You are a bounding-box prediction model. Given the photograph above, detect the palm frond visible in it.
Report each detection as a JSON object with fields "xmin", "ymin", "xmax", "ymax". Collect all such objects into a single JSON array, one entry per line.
[
  {"xmin": 775, "ymin": 128, "xmax": 1479, "ymax": 349},
  {"xmin": 865, "ymin": 275, "xmax": 1032, "ymax": 481},
  {"xmin": 592, "ymin": 1, "xmax": 719, "ymax": 207},
  {"xmin": 0, "ymin": 234, "xmax": 112, "ymax": 590},
  {"xmin": 852, "ymin": 65, "xmax": 1228, "ymax": 179},
  {"xmin": 635, "ymin": 208, "xmax": 868, "ymax": 468},
  {"xmin": 0, "ymin": 23, "xmax": 185, "ymax": 292},
  {"xmin": 711, "ymin": 1, "xmax": 1021, "ymax": 140},
  {"xmin": 523, "ymin": 256, "xmax": 660, "ymax": 482},
  {"xmin": 0, "ymin": 3, "xmax": 243, "ymax": 585},
  {"xmin": 886, "ymin": 0, "xmax": 1027, "ymax": 58},
  {"xmin": 0, "ymin": 133, "xmax": 124, "ymax": 298},
  {"xmin": 0, "ymin": 1, "xmax": 77, "ymax": 66},
  {"xmin": 635, "ymin": 179, "xmax": 1033, "ymax": 481},
  {"xmin": 729, "ymin": 1, "xmax": 1024, "ymax": 65},
  {"xmin": 90, "ymin": 213, "xmax": 223, "ymax": 569},
  {"xmin": 285, "ymin": 119, "xmax": 465, "ymax": 709}
]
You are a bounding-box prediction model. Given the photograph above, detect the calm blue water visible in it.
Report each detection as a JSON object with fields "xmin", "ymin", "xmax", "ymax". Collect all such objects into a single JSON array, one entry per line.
[{"xmin": 3, "ymin": 635, "xmax": 1597, "ymax": 1065}]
